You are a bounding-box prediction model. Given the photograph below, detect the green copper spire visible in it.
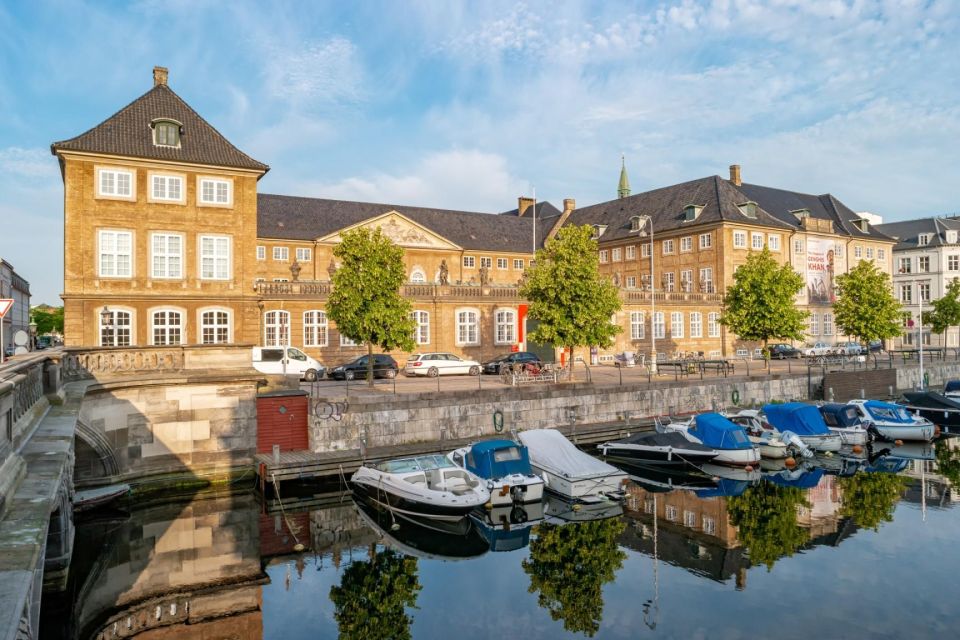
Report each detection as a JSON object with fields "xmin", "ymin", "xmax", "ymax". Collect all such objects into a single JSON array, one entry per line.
[{"xmin": 618, "ymin": 154, "xmax": 631, "ymax": 199}]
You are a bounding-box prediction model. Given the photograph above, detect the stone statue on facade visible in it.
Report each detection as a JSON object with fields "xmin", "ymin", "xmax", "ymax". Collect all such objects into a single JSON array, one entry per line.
[
  {"xmin": 290, "ymin": 260, "xmax": 301, "ymax": 282},
  {"xmin": 479, "ymin": 264, "xmax": 490, "ymax": 286},
  {"xmin": 438, "ymin": 259, "xmax": 449, "ymax": 285},
  {"xmin": 612, "ymin": 272, "xmax": 621, "ymax": 287},
  {"xmin": 327, "ymin": 259, "xmax": 337, "ymax": 281}
]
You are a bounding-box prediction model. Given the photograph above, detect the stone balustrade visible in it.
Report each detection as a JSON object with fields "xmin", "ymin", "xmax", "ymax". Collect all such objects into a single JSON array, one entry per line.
[{"xmin": 61, "ymin": 344, "xmax": 256, "ymax": 381}]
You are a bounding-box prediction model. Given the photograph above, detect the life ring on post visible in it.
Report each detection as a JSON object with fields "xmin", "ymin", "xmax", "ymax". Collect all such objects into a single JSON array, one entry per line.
[
  {"xmin": 493, "ymin": 410, "xmax": 505, "ymax": 433},
  {"xmin": 732, "ymin": 389, "xmax": 741, "ymax": 406}
]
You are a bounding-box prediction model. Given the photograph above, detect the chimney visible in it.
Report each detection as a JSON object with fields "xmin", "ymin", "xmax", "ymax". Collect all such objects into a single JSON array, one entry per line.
[
  {"xmin": 547, "ymin": 198, "xmax": 577, "ymax": 241},
  {"xmin": 517, "ymin": 196, "xmax": 535, "ymax": 217},
  {"xmin": 729, "ymin": 164, "xmax": 742, "ymax": 186},
  {"xmin": 153, "ymin": 66, "xmax": 169, "ymax": 87}
]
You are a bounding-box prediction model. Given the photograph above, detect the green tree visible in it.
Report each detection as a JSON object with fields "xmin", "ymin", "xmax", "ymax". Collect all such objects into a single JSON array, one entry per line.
[
  {"xmin": 727, "ymin": 481, "xmax": 810, "ymax": 571},
  {"xmin": 935, "ymin": 439, "xmax": 960, "ymax": 488},
  {"xmin": 327, "ymin": 227, "xmax": 416, "ymax": 385},
  {"xmin": 720, "ymin": 248, "xmax": 808, "ymax": 353},
  {"xmin": 522, "ymin": 518, "xmax": 626, "ymax": 637},
  {"xmin": 329, "ymin": 548, "xmax": 422, "ymax": 640},
  {"xmin": 519, "ymin": 225, "xmax": 622, "ymax": 371},
  {"xmin": 838, "ymin": 472, "xmax": 907, "ymax": 531},
  {"xmin": 30, "ymin": 306, "xmax": 64, "ymax": 335},
  {"xmin": 833, "ymin": 259, "xmax": 903, "ymax": 346},
  {"xmin": 925, "ymin": 278, "xmax": 960, "ymax": 345}
]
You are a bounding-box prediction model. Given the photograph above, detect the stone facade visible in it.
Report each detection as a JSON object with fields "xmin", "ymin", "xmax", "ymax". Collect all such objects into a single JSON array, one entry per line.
[{"xmin": 0, "ymin": 259, "xmax": 30, "ymax": 357}]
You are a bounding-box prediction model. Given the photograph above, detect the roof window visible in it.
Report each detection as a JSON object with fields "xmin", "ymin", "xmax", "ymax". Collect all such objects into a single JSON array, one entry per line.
[
  {"xmin": 791, "ymin": 208, "xmax": 811, "ymax": 222},
  {"xmin": 737, "ymin": 201, "xmax": 758, "ymax": 219},
  {"xmin": 683, "ymin": 204, "xmax": 703, "ymax": 222},
  {"xmin": 152, "ymin": 118, "xmax": 182, "ymax": 147},
  {"xmin": 591, "ymin": 224, "xmax": 608, "ymax": 239}
]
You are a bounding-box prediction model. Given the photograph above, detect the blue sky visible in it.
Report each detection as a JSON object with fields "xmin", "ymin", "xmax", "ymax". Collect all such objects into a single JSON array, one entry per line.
[{"xmin": 2, "ymin": 0, "xmax": 958, "ymax": 303}]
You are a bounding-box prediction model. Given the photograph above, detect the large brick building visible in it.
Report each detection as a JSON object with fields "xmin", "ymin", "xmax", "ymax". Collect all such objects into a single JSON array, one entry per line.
[{"xmin": 52, "ymin": 67, "xmax": 896, "ymax": 365}]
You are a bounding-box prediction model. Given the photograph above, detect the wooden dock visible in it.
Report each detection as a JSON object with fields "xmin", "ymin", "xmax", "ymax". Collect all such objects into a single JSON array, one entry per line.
[{"xmin": 254, "ymin": 418, "xmax": 654, "ymax": 485}]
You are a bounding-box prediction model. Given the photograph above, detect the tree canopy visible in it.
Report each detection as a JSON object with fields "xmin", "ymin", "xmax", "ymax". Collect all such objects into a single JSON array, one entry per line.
[
  {"xmin": 327, "ymin": 227, "xmax": 416, "ymax": 384},
  {"xmin": 837, "ymin": 472, "xmax": 907, "ymax": 531},
  {"xmin": 519, "ymin": 225, "xmax": 622, "ymax": 366},
  {"xmin": 833, "ymin": 259, "xmax": 903, "ymax": 345},
  {"xmin": 30, "ymin": 306, "xmax": 64, "ymax": 335},
  {"xmin": 925, "ymin": 277, "xmax": 960, "ymax": 338},
  {"xmin": 329, "ymin": 548, "xmax": 421, "ymax": 640},
  {"xmin": 727, "ymin": 481, "xmax": 810, "ymax": 571},
  {"xmin": 720, "ymin": 248, "xmax": 808, "ymax": 348}
]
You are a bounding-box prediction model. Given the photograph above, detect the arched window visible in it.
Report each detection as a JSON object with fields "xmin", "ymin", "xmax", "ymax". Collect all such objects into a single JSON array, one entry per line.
[
  {"xmin": 200, "ymin": 309, "xmax": 231, "ymax": 344},
  {"xmin": 264, "ymin": 310, "xmax": 290, "ymax": 346},
  {"xmin": 410, "ymin": 310, "xmax": 430, "ymax": 345},
  {"xmin": 410, "ymin": 268, "xmax": 426, "ymax": 284},
  {"xmin": 152, "ymin": 118, "xmax": 182, "ymax": 147},
  {"xmin": 100, "ymin": 309, "xmax": 132, "ymax": 347},
  {"xmin": 456, "ymin": 308, "xmax": 480, "ymax": 346},
  {"xmin": 152, "ymin": 310, "xmax": 183, "ymax": 345},
  {"xmin": 495, "ymin": 309, "xmax": 516, "ymax": 344},
  {"xmin": 304, "ymin": 310, "xmax": 328, "ymax": 347}
]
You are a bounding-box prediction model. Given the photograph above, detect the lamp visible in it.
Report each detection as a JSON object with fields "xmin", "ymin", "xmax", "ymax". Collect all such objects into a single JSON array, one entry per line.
[{"xmin": 100, "ymin": 306, "xmax": 114, "ymax": 347}]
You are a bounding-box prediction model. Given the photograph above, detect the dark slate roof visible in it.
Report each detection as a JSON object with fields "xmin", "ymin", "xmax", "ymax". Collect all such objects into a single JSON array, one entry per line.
[
  {"xmin": 257, "ymin": 193, "xmax": 556, "ymax": 252},
  {"xmin": 736, "ymin": 182, "xmax": 893, "ymax": 241},
  {"xmin": 567, "ymin": 175, "xmax": 794, "ymax": 241},
  {"xmin": 50, "ymin": 84, "xmax": 269, "ymax": 172},
  {"xmin": 875, "ymin": 216, "xmax": 960, "ymax": 251},
  {"xmin": 498, "ymin": 201, "xmax": 565, "ymax": 247}
]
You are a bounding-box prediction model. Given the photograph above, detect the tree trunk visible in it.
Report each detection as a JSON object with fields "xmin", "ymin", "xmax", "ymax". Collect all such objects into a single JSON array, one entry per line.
[{"xmin": 367, "ymin": 342, "xmax": 374, "ymax": 387}]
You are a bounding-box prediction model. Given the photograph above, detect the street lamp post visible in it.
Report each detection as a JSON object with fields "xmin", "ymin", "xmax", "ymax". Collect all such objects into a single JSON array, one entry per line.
[
  {"xmin": 918, "ymin": 285, "xmax": 925, "ymax": 390},
  {"xmin": 638, "ymin": 215, "xmax": 657, "ymax": 374},
  {"xmin": 100, "ymin": 306, "xmax": 114, "ymax": 347}
]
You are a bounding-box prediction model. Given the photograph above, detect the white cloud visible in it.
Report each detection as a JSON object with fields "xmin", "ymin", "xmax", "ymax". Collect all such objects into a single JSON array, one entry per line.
[
  {"xmin": 0, "ymin": 147, "xmax": 57, "ymax": 181},
  {"xmin": 262, "ymin": 37, "xmax": 365, "ymax": 106}
]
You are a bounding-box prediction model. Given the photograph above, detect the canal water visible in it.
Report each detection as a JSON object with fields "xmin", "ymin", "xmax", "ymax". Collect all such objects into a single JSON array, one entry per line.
[{"xmin": 42, "ymin": 439, "xmax": 960, "ymax": 639}]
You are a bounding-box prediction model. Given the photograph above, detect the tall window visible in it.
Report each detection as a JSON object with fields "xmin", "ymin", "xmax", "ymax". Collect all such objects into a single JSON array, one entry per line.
[
  {"xmin": 899, "ymin": 257, "xmax": 911, "ymax": 274},
  {"xmin": 303, "ymin": 311, "xmax": 328, "ymax": 347},
  {"xmin": 699, "ymin": 233, "xmax": 712, "ymax": 249},
  {"xmin": 256, "ymin": 245, "xmax": 266, "ymax": 260},
  {"xmin": 410, "ymin": 310, "xmax": 430, "ymax": 345},
  {"xmin": 653, "ymin": 312, "xmax": 665, "ymax": 339},
  {"xmin": 98, "ymin": 168, "xmax": 132, "ymax": 197},
  {"xmin": 866, "ymin": 247, "xmax": 874, "ymax": 259},
  {"xmin": 265, "ymin": 310, "xmax": 290, "ymax": 346},
  {"xmin": 152, "ymin": 310, "xmax": 182, "ymax": 345},
  {"xmin": 919, "ymin": 282, "xmax": 931, "ymax": 302},
  {"xmin": 734, "ymin": 231, "xmax": 746, "ymax": 248},
  {"xmin": 151, "ymin": 174, "xmax": 183, "ymax": 201},
  {"xmin": 690, "ymin": 312, "xmax": 703, "ymax": 338},
  {"xmin": 680, "ymin": 270, "xmax": 693, "ymax": 291},
  {"xmin": 480, "ymin": 257, "xmax": 493, "ymax": 268},
  {"xmin": 663, "ymin": 272, "xmax": 675, "ymax": 292},
  {"xmin": 151, "ymin": 233, "xmax": 182, "ymax": 279},
  {"xmin": 877, "ymin": 248, "xmax": 885, "ymax": 260},
  {"xmin": 626, "ymin": 276, "xmax": 637, "ymax": 289},
  {"xmin": 495, "ymin": 309, "xmax": 516, "ymax": 344},
  {"xmin": 708, "ymin": 312, "xmax": 720, "ymax": 338},
  {"xmin": 200, "ymin": 236, "xmax": 230, "ymax": 280},
  {"xmin": 794, "ymin": 239, "xmax": 803, "ymax": 254},
  {"xmin": 680, "ymin": 237, "xmax": 692, "ymax": 252},
  {"xmin": 100, "ymin": 309, "xmax": 131, "ymax": 347},
  {"xmin": 463, "ymin": 256, "xmax": 475, "ymax": 268},
  {"xmin": 513, "ymin": 259, "xmax": 524, "ymax": 270},
  {"xmin": 626, "ymin": 245, "xmax": 636, "ymax": 260},
  {"xmin": 699, "ymin": 267, "xmax": 714, "ymax": 293},
  {"xmin": 751, "ymin": 232, "xmax": 764, "ymax": 250},
  {"xmin": 823, "ymin": 313, "xmax": 833, "ymax": 336},
  {"xmin": 199, "ymin": 178, "xmax": 231, "ymax": 204},
  {"xmin": 641, "ymin": 243, "xmax": 651, "ymax": 258},
  {"xmin": 612, "ymin": 247, "xmax": 622, "ymax": 261},
  {"xmin": 854, "ymin": 245, "xmax": 863, "ymax": 258},
  {"xmin": 99, "ymin": 230, "xmax": 133, "ymax": 277},
  {"xmin": 768, "ymin": 234, "xmax": 781, "ymax": 251},
  {"xmin": 599, "ymin": 250, "xmax": 609, "ymax": 263},
  {"xmin": 918, "ymin": 256, "xmax": 930, "ymax": 272},
  {"xmin": 497, "ymin": 258, "xmax": 508, "ymax": 270},
  {"xmin": 671, "ymin": 312, "xmax": 684, "ymax": 338},
  {"xmin": 630, "ymin": 312, "xmax": 645, "ymax": 340},
  {"xmin": 900, "ymin": 284, "xmax": 912, "ymax": 303},
  {"xmin": 949, "ymin": 255, "xmax": 959, "ymax": 271},
  {"xmin": 273, "ymin": 247, "xmax": 289, "ymax": 261},
  {"xmin": 200, "ymin": 310, "xmax": 230, "ymax": 344},
  {"xmin": 457, "ymin": 309, "xmax": 479, "ymax": 345},
  {"xmin": 662, "ymin": 239, "xmax": 675, "ymax": 255},
  {"xmin": 296, "ymin": 248, "xmax": 312, "ymax": 262},
  {"xmin": 810, "ymin": 313, "xmax": 820, "ymax": 336}
]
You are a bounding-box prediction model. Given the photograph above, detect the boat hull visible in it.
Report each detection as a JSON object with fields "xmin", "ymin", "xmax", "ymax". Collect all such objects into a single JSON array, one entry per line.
[
  {"xmin": 351, "ymin": 481, "xmax": 482, "ymax": 520},
  {"xmin": 799, "ymin": 433, "xmax": 843, "ymax": 452},
  {"xmin": 531, "ymin": 463, "xmax": 628, "ymax": 502},
  {"xmin": 484, "ymin": 473, "xmax": 545, "ymax": 506},
  {"xmin": 709, "ymin": 446, "xmax": 762, "ymax": 466},
  {"xmin": 829, "ymin": 427, "xmax": 868, "ymax": 445},
  {"xmin": 872, "ymin": 423, "xmax": 936, "ymax": 442},
  {"xmin": 595, "ymin": 444, "xmax": 717, "ymax": 467},
  {"xmin": 748, "ymin": 437, "xmax": 789, "ymax": 459}
]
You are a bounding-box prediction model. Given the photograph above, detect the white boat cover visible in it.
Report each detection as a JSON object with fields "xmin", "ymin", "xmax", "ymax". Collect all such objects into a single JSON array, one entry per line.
[{"xmin": 518, "ymin": 429, "xmax": 620, "ymax": 480}]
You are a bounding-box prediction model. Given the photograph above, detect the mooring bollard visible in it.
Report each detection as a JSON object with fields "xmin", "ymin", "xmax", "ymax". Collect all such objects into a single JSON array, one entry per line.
[
  {"xmin": 272, "ymin": 444, "xmax": 280, "ymax": 466},
  {"xmin": 861, "ymin": 388, "xmax": 866, "ymax": 399},
  {"xmin": 829, "ymin": 387, "xmax": 835, "ymax": 402}
]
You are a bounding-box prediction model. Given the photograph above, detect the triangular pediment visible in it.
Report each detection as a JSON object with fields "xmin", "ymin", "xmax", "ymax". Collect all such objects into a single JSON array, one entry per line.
[{"xmin": 317, "ymin": 211, "xmax": 462, "ymax": 250}]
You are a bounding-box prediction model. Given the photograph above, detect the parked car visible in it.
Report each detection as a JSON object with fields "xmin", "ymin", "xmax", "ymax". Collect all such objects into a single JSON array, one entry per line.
[
  {"xmin": 404, "ymin": 352, "xmax": 482, "ymax": 377},
  {"xmin": 481, "ymin": 351, "xmax": 543, "ymax": 374},
  {"xmin": 328, "ymin": 354, "xmax": 399, "ymax": 380},
  {"xmin": 252, "ymin": 346, "xmax": 325, "ymax": 381},
  {"xmin": 866, "ymin": 340, "xmax": 884, "ymax": 353},
  {"xmin": 802, "ymin": 342, "xmax": 835, "ymax": 357},
  {"xmin": 835, "ymin": 341, "xmax": 863, "ymax": 356},
  {"xmin": 764, "ymin": 343, "xmax": 801, "ymax": 359}
]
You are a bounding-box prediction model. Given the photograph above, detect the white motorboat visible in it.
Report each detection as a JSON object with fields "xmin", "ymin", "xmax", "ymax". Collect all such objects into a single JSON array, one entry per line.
[
  {"xmin": 846, "ymin": 399, "xmax": 936, "ymax": 442},
  {"xmin": 817, "ymin": 403, "xmax": 870, "ymax": 445},
  {"xmin": 351, "ymin": 454, "xmax": 491, "ymax": 522},
  {"xmin": 762, "ymin": 403, "xmax": 843, "ymax": 452},
  {"xmin": 517, "ymin": 429, "xmax": 628, "ymax": 503},
  {"xmin": 448, "ymin": 439, "xmax": 544, "ymax": 506},
  {"xmin": 597, "ymin": 431, "xmax": 718, "ymax": 466},
  {"xmin": 657, "ymin": 413, "xmax": 761, "ymax": 467},
  {"xmin": 724, "ymin": 409, "xmax": 812, "ymax": 458}
]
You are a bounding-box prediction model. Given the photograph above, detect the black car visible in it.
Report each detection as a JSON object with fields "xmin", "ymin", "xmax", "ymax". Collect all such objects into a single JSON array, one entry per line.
[
  {"xmin": 481, "ymin": 351, "xmax": 543, "ymax": 374},
  {"xmin": 765, "ymin": 343, "xmax": 801, "ymax": 359},
  {"xmin": 328, "ymin": 354, "xmax": 399, "ymax": 380}
]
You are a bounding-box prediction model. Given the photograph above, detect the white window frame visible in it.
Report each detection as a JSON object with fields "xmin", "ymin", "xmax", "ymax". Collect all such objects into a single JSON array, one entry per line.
[
  {"xmin": 662, "ymin": 239, "xmax": 675, "ymax": 255},
  {"xmin": 99, "ymin": 307, "xmax": 133, "ymax": 347},
  {"xmin": 663, "ymin": 272, "xmax": 675, "ymax": 292},
  {"xmin": 199, "ymin": 235, "xmax": 231, "ymax": 280},
  {"xmin": 900, "ymin": 284, "xmax": 912, "ymax": 303},
  {"xmin": 878, "ymin": 248, "xmax": 886, "ymax": 260},
  {"xmin": 699, "ymin": 233, "xmax": 712, "ymax": 250},
  {"xmin": 463, "ymin": 256, "xmax": 476, "ymax": 268},
  {"xmin": 513, "ymin": 258, "xmax": 524, "ymax": 270},
  {"xmin": 949, "ymin": 255, "xmax": 959, "ymax": 271},
  {"xmin": 690, "ymin": 312, "xmax": 703, "ymax": 338},
  {"xmin": 303, "ymin": 310, "xmax": 328, "ymax": 347},
  {"xmin": 411, "ymin": 310, "xmax": 430, "ymax": 345},
  {"xmin": 151, "ymin": 308, "xmax": 184, "ymax": 346},
  {"xmin": 855, "ymin": 245, "xmax": 863, "ymax": 258},
  {"xmin": 680, "ymin": 270, "xmax": 693, "ymax": 291},
  {"xmin": 653, "ymin": 312, "xmax": 665, "ymax": 340},
  {"xmin": 256, "ymin": 245, "xmax": 266, "ymax": 261},
  {"xmin": 626, "ymin": 276, "xmax": 637, "ymax": 289},
  {"xmin": 899, "ymin": 257, "xmax": 912, "ymax": 274},
  {"xmin": 641, "ymin": 243, "xmax": 651, "ymax": 258},
  {"xmin": 823, "ymin": 313, "xmax": 833, "ymax": 336},
  {"xmin": 612, "ymin": 247, "xmax": 622, "ymax": 262},
  {"xmin": 680, "ymin": 236, "xmax": 693, "ymax": 253},
  {"xmin": 480, "ymin": 256, "xmax": 493, "ymax": 268},
  {"xmin": 708, "ymin": 312, "xmax": 720, "ymax": 338},
  {"xmin": 599, "ymin": 250, "xmax": 609, "ymax": 263},
  {"xmin": 768, "ymin": 234, "xmax": 781, "ymax": 251},
  {"xmin": 751, "ymin": 232, "xmax": 764, "ymax": 250},
  {"xmin": 699, "ymin": 267, "xmax": 714, "ymax": 293},
  {"xmin": 264, "ymin": 310, "xmax": 290, "ymax": 346},
  {"xmin": 497, "ymin": 258, "xmax": 508, "ymax": 270},
  {"xmin": 626, "ymin": 245, "xmax": 636, "ymax": 260},
  {"xmin": 918, "ymin": 256, "xmax": 930, "ymax": 273},
  {"xmin": 733, "ymin": 230, "xmax": 746, "ymax": 248},
  {"xmin": 150, "ymin": 232, "xmax": 183, "ymax": 279},
  {"xmin": 98, "ymin": 229, "xmax": 134, "ymax": 278},
  {"xmin": 684, "ymin": 510, "xmax": 697, "ymax": 528},
  {"xmin": 340, "ymin": 334, "xmax": 358, "ymax": 347},
  {"xmin": 199, "ymin": 308, "xmax": 231, "ymax": 344},
  {"xmin": 273, "ymin": 247, "xmax": 289, "ymax": 261},
  {"xmin": 410, "ymin": 268, "xmax": 427, "ymax": 283},
  {"xmin": 296, "ymin": 247, "xmax": 312, "ymax": 263},
  {"xmin": 671, "ymin": 312, "xmax": 684, "ymax": 338},
  {"xmin": 456, "ymin": 308, "xmax": 480, "ymax": 346},
  {"xmin": 920, "ymin": 282, "xmax": 931, "ymax": 302},
  {"xmin": 810, "ymin": 312, "xmax": 820, "ymax": 336},
  {"xmin": 495, "ymin": 308, "xmax": 517, "ymax": 345},
  {"xmin": 197, "ymin": 177, "xmax": 233, "ymax": 206},
  {"xmin": 866, "ymin": 247, "xmax": 874, "ymax": 259},
  {"xmin": 149, "ymin": 172, "xmax": 185, "ymax": 203},
  {"xmin": 630, "ymin": 312, "xmax": 645, "ymax": 340},
  {"xmin": 794, "ymin": 238, "xmax": 803, "ymax": 254},
  {"xmin": 96, "ymin": 167, "xmax": 135, "ymax": 200}
]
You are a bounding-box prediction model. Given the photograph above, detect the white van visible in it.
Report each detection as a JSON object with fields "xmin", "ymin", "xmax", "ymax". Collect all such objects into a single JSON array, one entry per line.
[{"xmin": 252, "ymin": 346, "xmax": 325, "ymax": 381}]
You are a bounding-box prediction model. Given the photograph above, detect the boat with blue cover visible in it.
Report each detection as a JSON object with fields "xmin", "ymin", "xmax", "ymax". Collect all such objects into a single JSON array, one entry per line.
[
  {"xmin": 762, "ymin": 403, "xmax": 843, "ymax": 452},
  {"xmin": 817, "ymin": 403, "xmax": 870, "ymax": 445},
  {"xmin": 846, "ymin": 399, "xmax": 936, "ymax": 441},
  {"xmin": 448, "ymin": 439, "xmax": 544, "ymax": 506},
  {"xmin": 659, "ymin": 413, "xmax": 761, "ymax": 467}
]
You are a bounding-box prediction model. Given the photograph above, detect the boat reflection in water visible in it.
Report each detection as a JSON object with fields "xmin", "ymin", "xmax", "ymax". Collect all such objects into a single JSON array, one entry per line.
[{"xmin": 471, "ymin": 501, "xmax": 545, "ymax": 552}]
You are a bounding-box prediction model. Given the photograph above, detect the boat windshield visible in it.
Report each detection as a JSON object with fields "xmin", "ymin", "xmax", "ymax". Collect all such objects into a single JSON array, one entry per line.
[
  {"xmin": 868, "ymin": 405, "xmax": 913, "ymax": 422},
  {"xmin": 375, "ymin": 455, "xmax": 456, "ymax": 474}
]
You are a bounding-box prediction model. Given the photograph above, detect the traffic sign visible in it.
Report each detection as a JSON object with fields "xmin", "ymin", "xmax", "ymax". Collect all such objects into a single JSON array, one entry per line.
[{"xmin": 0, "ymin": 299, "xmax": 12, "ymax": 318}]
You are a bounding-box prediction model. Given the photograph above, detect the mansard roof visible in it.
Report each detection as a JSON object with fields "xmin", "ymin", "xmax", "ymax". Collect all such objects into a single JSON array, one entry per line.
[
  {"xmin": 875, "ymin": 216, "xmax": 960, "ymax": 251},
  {"xmin": 50, "ymin": 84, "xmax": 269, "ymax": 173},
  {"xmin": 257, "ymin": 193, "xmax": 555, "ymax": 253}
]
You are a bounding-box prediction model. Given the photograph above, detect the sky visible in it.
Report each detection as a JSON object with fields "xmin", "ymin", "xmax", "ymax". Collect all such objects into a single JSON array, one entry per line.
[{"xmin": 1, "ymin": 0, "xmax": 958, "ymax": 304}]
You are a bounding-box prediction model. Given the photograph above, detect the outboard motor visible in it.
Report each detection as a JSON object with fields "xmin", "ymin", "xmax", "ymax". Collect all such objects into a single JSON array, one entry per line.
[{"xmin": 780, "ymin": 430, "xmax": 814, "ymax": 458}]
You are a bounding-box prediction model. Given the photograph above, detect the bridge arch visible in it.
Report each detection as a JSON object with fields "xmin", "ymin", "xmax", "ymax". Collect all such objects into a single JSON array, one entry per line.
[{"xmin": 74, "ymin": 419, "xmax": 121, "ymax": 483}]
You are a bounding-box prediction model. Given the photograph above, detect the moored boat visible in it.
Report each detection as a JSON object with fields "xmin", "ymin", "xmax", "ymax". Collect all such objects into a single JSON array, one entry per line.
[
  {"xmin": 763, "ymin": 403, "xmax": 843, "ymax": 452},
  {"xmin": 351, "ymin": 454, "xmax": 491, "ymax": 522},
  {"xmin": 448, "ymin": 439, "xmax": 544, "ymax": 506},
  {"xmin": 597, "ymin": 431, "xmax": 718, "ymax": 467},
  {"xmin": 899, "ymin": 391, "xmax": 960, "ymax": 432},
  {"xmin": 471, "ymin": 502, "xmax": 544, "ymax": 552},
  {"xmin": 724, "ymin": 409, "xmax": 811, "ymax": 458},
  {"xmin": 658, "ymin": 413, "xmax": 761, "ymax": 467},
  {"xmin": 517, "ymin": 429, "xmax": 628, "ymax": 503},
  {"xmin": 846, "ymin": 399, "xmax": 936, "ymax": 442},
  {"xmin": 817, "ymin": 403, "xmax": 870, "ymax": 445}
]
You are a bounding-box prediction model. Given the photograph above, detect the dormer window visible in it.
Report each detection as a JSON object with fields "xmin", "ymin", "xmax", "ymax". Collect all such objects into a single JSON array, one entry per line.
[
  {"xmin": 791, "ymin": 208, "xmax": 811, "ymax": 222},
  {"xmin": 630, "ymin": 216, "xmax": 642, "ymax": 232},
  {"xmin": 683, "ymin": 204, "xmax": 703, "ymax": 222},
  {"xmin": 948, "ymin": 231, "xmax": 957, "ymax": 244},
  {"xmin": 851, "ymin": 218, "xmax": 870, "ymax": 233},
  {"xmin": 152, "ymin": 118, "xmax": 182, "ymax": 147},
  {"xmin": 592, "ymin": 224, "xmax": 608, "ymax": 239},
  {"xmin": 918, "ymin": 233, "xmax": 930, "ymax": 246},
  {"xmin": 737, "ymin": 201, "xmax": 758, "ymax": 219}
]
